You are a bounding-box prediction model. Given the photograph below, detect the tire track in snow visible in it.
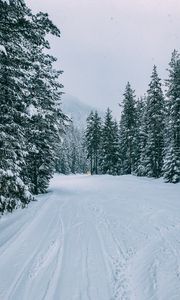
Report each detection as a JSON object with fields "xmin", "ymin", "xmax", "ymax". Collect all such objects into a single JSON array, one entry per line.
[
  {"xmin": 50, "ymin": 199, "xmax": 112, "ymax": 300},
  {"xmin": 0, "ymin": 194, "xmax": 51, "ymax": 257},
  {"xmin": 88, "ymin": 203, "xmax": 132, "ymax": 300},
  {"xmin": 85, "ymin": 246, "xmax": 91, "ymax": 300},
  {"xmin": 42, "ymin": 216, "xmax": 64, "ymax": 300},
  {"xmin": 0, "ymin": 197, "xmax": 65, "ymax": 300},
  {"xmin": 81, "ymin": 201, "xmax": 112, "ymax": 300}
]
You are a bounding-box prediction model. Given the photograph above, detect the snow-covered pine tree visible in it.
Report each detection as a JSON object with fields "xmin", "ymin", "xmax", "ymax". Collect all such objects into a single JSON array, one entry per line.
[
  {"xmin": 141, "ymin": 66, "xmax": 165, "ymax": 178},
  {"xmin": 111, "ymin": 120, "xmax": 121, "ymax": 175},
  {"xmin": 80, "ymin": 131, "xmax": 90, "ymax": 174},
  {"xmin": 119, "ymin": 82, "xmax": 137, "ymax": 174},
  {"xmin": 163, "ymin": 50, "xmax": 180, "ymax": 183},
  {"xmin": 85, "ymin": 111, "xmax": 102, "ymax": 174},
  {"xmin": 91, "ymin": 111, "xmax": 102, "ymax": 174},
  {"xmin": 163, "ymin": 143, "xmax": 180, "ymax": 183},
  {"xmin": 100, "ymin": 108, "xmax": 120, "ymax": 175},
  {"xmin": 85, "ymin": 111, "xmax": 94, "ymax": 174},
  {"xmin": 134, "ymin": 96, "xmax": 147, "ymax": 175},
  {"xmin": 0, "ymin": 0, "xmax": 67, "ymax": 212},
  {"xmin": 0, "ymin": 0, "xmax": 33, "ymax": 213},
  {"xmin": 24, "ymin": 12, "xmax": 67, "ymax": 194}
]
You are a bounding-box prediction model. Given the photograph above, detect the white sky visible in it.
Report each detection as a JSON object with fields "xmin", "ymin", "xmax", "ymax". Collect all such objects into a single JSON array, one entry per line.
[{"xmin": 27, "ymin": 0, "xmax": 180, "ymax": 114}]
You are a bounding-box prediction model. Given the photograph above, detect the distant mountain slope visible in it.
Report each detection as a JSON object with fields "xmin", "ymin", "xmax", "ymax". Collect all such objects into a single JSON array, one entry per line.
[{"xmin": 61, "ymin": 94, "xmax": 103, "ymax": 128}]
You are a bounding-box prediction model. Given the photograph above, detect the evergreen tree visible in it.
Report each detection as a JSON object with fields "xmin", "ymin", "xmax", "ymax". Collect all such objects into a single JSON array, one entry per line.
[
  {"xmin": 85, "ymin": 111, "xmax": 94, "ymax": 174},
  {"xmin": 111, "ymin": 120, "xmax": 121, "ymax": 175},
  {"xmin": 0, "ymin": 0, "xmax": 67, "ymax": 212},
  {"xmin": 0, "ymin": 0, "xmax": 33, "ymax": 212},
  {"xmin": 163, "ymin": 50, "xmax": 180, "ymax": 183},
  {"xmin": 24, "ymin": 49, "xmax": 66, "ymax": 194},
  {"xmin": 141, "ymin": 66, "xmax": 165, "ymax": 178},
  {"xmin": 119, "ymin": 82, "xmax": 137, "ymax": 174},
  {"xmin": 85, "ymin": 111, "xmax": 102, "ymax": 174},
  {"xmin": 100, "ymin": 108, "xmax": 120, "ymax": 175},
  {"xmin": 163, "ymin": 142, "xmax": 180, "ymax": 183},
  {"xmin": 134, "ymin": 96, "xmax": 147, "ymax": 175},
  {"xmin": 20, "ymin": 10, "xmax": 67, "ymax": 194}
]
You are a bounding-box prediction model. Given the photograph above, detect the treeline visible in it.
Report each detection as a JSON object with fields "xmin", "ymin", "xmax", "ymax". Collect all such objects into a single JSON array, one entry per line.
[
  {"xmin": 85, "ymin": 52, "xmax": 180, "ymax": 183},
  {"xmin": 55, "ymin": 123, "xmax": 88, "ymax": 175},
  {"xmin": 0, "ymin": 0, "xmax": 67, "ymax": 213}
]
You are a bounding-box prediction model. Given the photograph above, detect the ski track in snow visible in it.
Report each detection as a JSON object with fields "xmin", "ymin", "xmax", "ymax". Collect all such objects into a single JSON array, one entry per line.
[{"xmin": 0, "ymin": 174, "xmax": 180, "ymax": 300}]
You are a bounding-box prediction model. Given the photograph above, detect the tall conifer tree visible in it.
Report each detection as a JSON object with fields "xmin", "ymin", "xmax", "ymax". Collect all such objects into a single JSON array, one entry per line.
[
  {"xmin": 119, "ymin": 82, "xmax": 137, "ymax": 174},
  {"xmin": 0, "ymin": 0, "xmax": 67, "ymax": 212},
  {"xmin": 85, "ymin": 111, "xmax": 102, "ymax": 174},
  {"xmin": 142, "ymin": 66, "xmax": 165, "ymax": 178},
  {"xmin": 100, "ymin": 108, "xmax": 120, "ymax": 175},
  {"xmin": 0, "ymin": 0, "xmax": 33, "ymax": 212},
  {"xmin": 134, "ymin": 96, "xmax": 147, "ymax": 175},
  {"xmin": 163, "ymin": 50, "xmax": 180, "ymax": 183}
]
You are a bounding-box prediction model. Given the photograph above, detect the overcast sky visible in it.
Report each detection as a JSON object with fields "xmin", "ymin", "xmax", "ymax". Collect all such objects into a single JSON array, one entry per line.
[{"xmin": 27, "ymin": 0, "xmax": 180, "ymax": 114}]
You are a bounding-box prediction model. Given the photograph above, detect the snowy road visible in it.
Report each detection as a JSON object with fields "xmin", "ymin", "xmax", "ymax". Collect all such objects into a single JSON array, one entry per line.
[{"xmin": 0, "ymin": 175, "xmax": 180, "ymax": 300}]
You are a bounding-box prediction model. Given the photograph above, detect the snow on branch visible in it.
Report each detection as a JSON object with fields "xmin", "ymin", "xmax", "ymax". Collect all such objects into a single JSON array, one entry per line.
[{"xmin": 0, "ymin": 45, "xmax": 7, "ymax": 56}]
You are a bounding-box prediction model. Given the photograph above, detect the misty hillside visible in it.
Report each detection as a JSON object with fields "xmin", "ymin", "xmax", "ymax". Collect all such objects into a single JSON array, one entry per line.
[{"xmin": 61, "ymin": 94, "xmax": 103, "ymax": 128}]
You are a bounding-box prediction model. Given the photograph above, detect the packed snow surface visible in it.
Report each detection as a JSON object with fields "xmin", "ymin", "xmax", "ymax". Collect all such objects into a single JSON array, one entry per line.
[{"xmin": 0, "ymin": 174, "xmax": 180, "ymax": 300}]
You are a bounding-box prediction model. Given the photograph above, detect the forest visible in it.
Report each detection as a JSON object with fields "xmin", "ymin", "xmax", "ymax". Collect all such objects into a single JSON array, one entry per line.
[
  {"xmin": 0, "ymin": 0, "xmax": 180, "ymax": 215},
  {"xmin": 57, "ymin": 60, "xmax": 180, "ymax": 184}
]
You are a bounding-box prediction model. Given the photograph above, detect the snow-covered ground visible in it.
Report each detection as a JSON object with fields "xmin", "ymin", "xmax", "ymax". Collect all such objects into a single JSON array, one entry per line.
[{"xmin": 0, "ymin": 174, "xmax": 180, "ymax": 300}]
